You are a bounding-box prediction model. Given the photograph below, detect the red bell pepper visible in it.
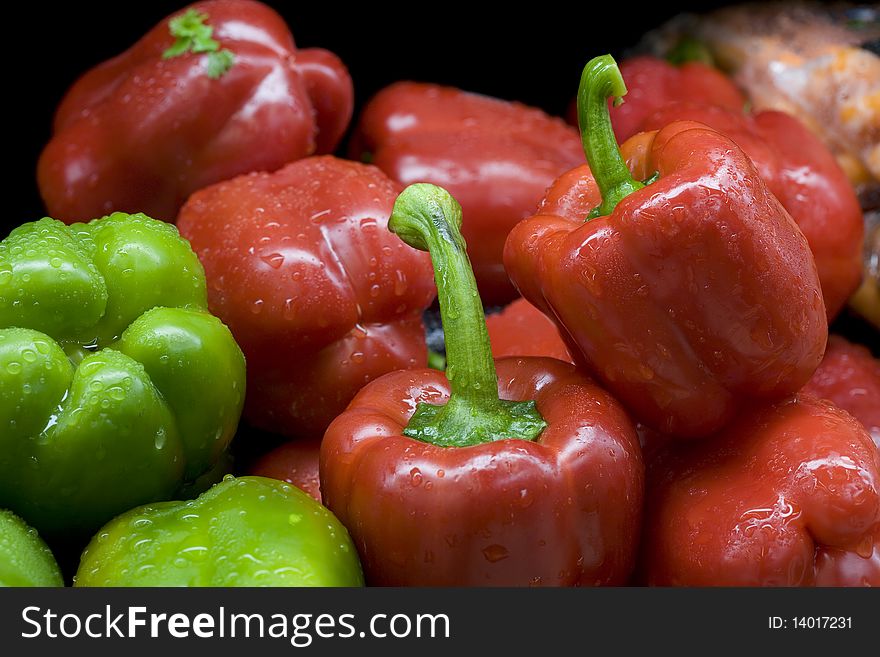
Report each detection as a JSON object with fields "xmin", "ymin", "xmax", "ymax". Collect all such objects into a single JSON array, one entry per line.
[
  {"xmin": 248, "ymin": 437, "xmax": 323, "ymax": 502},
  {"xmin": 176, "ymin": 156, "xmax": 436, "ymax": 438},
  {"xmin": 566, "ymin": 55, "xmax": 746, "ymax": 142},
  {"xmin": 638, "ymin": 335, "xmax": 880, "ymax": 586},
  {"xmin": 639, "ymin": 395, "xmax": 880, "ymax": 586},
  {"xmin": 39, "ymin": 0, "xmax": 353, "ymax": 223},
  {"xmin": 504, "ymin": 55, "xmax": 827, "ymax": 438},
  {"xmin": 571, "ymin": 55, "xmax": 863, "ymax": 319},
  {"xmin": 350, "ymin": 82, "xmax": 584, "ymax": 305},
  {"xmin": 486, "ymin": 299, "xmax": 573, "ymax": 363},
  {"xmin": 790, "ymin": 335, "xmax": 880, "ymax": 586},
  {"xmin": 320, "ymin": 184, "xmax": 644, "ymax": 586},
  {"xmin": 637, "ymin": 103, "xmax": 864, "ymax": 319},
  {"xmin": 803, "ymin": 335, "xmax": 880, "ymax": 449},
  {"xmin": 815, "ymin": 536, "xmax": 880, "ymax": 587}
]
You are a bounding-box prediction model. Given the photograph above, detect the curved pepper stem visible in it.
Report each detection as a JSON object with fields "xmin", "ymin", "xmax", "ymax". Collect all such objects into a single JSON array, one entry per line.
[
  {"xmin": 577, "ymin": 54, "xmax": 645, "ymax": 219},
  {"xmin": 388, "ymin": 184, "xmax": 547, "ymax": 448}
]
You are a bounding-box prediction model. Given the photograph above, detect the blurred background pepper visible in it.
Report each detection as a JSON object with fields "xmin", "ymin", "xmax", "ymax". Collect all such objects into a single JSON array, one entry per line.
[{"xmin": 350, "ymin": 82, "xmax": 584, "ymax": 305}]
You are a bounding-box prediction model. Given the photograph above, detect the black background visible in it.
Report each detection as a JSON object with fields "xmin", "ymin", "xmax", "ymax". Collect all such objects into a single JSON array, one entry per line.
[{"xmin": 6, "ymin": 0, "xmax": 735, "ymax": 233}]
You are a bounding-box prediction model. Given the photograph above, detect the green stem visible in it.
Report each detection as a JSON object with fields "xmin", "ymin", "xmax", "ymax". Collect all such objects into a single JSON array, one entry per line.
[
  {"xmin": 427, "ymin": 349, "xmax": 446, "ymax": 371},
  {"xmin": 578, "ymin": 54, "xmax": 645, "ymax": 219},
  {"xmin": 388, "ymin": 184, "xmax": 547, "ymax": 448},
  {"xmin": 666, "ymin": 37, "xmax": 715, "ymax": 67}
]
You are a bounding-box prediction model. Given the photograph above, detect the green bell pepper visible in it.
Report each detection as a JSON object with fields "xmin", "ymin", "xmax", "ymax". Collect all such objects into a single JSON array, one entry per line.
[
  {"xmin": 0, "ymin": 213, "xmax": 246, "ymax": 541},
  {"xmin": 74, "ymin": 476, "xmax": 364, "ymax": 587},
  {"xmin": 0, "ymin": 509, "xmax": 63, "ymax": 587}
]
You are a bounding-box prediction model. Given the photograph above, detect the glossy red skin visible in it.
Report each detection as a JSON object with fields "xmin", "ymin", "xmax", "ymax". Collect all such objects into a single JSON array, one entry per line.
[
  {"xmin": 807, "ymin": 336, "xmax": 880, "ymax": 586},
  {"xmin": 564, "ymin": 57, "xmax": 745, "ymax": 139},
  {"xmin": 803, "ymin": 335, "xmax": 880, "ymax": 451},
  {"xmin": 640, "ymin": 395, "xmax": 880, "ymax": 586},
  {"xmin": 351, "ymin": 82, "xmax": 584, "ymax": 305},
  {"xmin": 39, "ymin": 0, "xmax": 353, "ymax": 223},
  {"xmin": 177, "ymin": 156, "xmax": 436, "ymax": 438},
  {"xmin": 641, "ymin": 336, "xmax": 880, "ymax": 586},
  {"xmin": 815, "ymin": 539, "xmax": 880, "ymax": 586},
  {"xmin": 505, "ymin": 122, "xmax": 828, "ymax": 438},
  {"xmin": 486, "ymin": 299, "xmax": 573, "ymax": 363},
  {"xmin": 248, "ymin": 437, "xmax": 322, "ymax": 502},
  {"xmin": 640, "ymin": 103, "xmax": 864, "ymax": 319},
  {"xmin": 320, "ymin": 358, "xmax": 644, "ymax": 586}
]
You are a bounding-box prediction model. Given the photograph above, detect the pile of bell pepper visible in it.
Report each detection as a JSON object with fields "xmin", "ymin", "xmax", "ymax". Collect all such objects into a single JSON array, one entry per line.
[{"xmin": 2, "ymin": 0, "xmax": 878, "ymax": 587}]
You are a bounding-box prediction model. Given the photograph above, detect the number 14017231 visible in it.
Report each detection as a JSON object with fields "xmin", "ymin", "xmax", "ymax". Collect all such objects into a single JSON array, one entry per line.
[{"xmin": 769, "ymin": 617, "xmax": 852, "ymax": 630}]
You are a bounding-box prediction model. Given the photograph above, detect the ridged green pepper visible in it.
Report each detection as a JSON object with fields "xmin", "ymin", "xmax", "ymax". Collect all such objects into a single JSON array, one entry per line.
[
  {"xmin": 75, "ymin": 476, "xmax": 364, "ymax": 587},
  {"xmin": 0, "ymin": 213, "xmax": 246, "ymax": 541},
  {"xmin": 0, "ymin": 509, "xmax": 63, "ymax": 587}
]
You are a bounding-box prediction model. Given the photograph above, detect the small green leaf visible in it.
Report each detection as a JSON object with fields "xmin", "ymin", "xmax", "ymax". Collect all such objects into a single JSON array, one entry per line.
[
  {"xmin": 168, "ymin": 9, "xmax": 211, "ymax": 40},
  {"xmin": 642, "ymin": 170, "xmax": 660, "ymax": 186},
  {"xmin": 192, "ymin": 35, "xmax": 220, "ymax": 54},
  {"xmin": 162, "ymin": 8, "xmax": 234, "ymax": 79},
  {"xmin": 162, "ymin": 39, "xmax": 191, "ymax": 60},
  {"xmin": 206, "ymin": 50, "xmax": 235, "ymax": 79},
  {"xmin": 427, "ymin": 349, "xmax": 446, "ymax": 371},
  {"xmin": 667, "ymin": 36, "xmax": 715, "ymax": 67}
]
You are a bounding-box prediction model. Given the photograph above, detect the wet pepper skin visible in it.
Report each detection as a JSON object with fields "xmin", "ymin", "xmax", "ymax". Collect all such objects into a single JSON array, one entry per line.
[
  {"xmin": 638, "ymin": 103, "xmax": 864, "ymax": 319},
  {"xmin": 321, "ymin": 359, "xmax": 644, "ymax": 586},
  {"xmin": 177, "ymin": 157, "xmax": 436, "ymax": 438},
  {"xmin": 75, "ymin": 476, "xmax": 363, "ymax": 587},
  {"xmin": 639, "ymin": 335, "xmax": 880, "ymax": 586},
  {"xmin": 505, "ymin": 122, "xmax": 828, "ymax": 438},
  {"xmin": 640, "ymin": 396, "xmax": 880, "ymax": 586},
  {"xmin": 248, "ymin": 436, "xmax": 323, "ymax": 502},
  {"xmin": 351, "ymin": 82, "xmax": 584, "ymax": 305},
  {"xmin": 38, "ymin": 0, "xmax": 353, "ymax": 223},
  {"xmin": 0, "ymin": 509, "xmax": 63, "ymax": 587},
  {"xmin": 486, "ymin": 298, "xmax": 573, "ymax": 363},
  {"xmin": 0, "ymin": 214, "xmax": 245, "ymax": 540},
  {"xmin": 815, "ymin": 532, "xmax": 880, "ymax": 586},
  {"xmin": 601, "ymin": 56, "xmax": 746, "ymax": 142},
  {"xmin": 804, "ymin": 335, "xmax": 880, "ymax": 585},
  {"xmin": 803, "ymin": 335, "xmax": 880, "ymax": 450},
  {"xmin": 566, "ymin": 55, "xmax": 746, "ymax": 136}
]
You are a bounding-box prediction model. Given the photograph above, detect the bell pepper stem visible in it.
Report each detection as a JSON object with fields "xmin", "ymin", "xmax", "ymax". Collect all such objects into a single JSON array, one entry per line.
[
  {"xmin": 388, "ymin": 184, "xmax": 546, "ymax": 448},
  {"xmin": 577, "ymin": 54, "xmax": 644, "ymax": 219},
  {"xmin": 666, "ymin": 37, "xmax": 715, "ymax": 67},
  {"xmin": 427, "ymin": 349, "xmax": 447, "ymax": 371}
]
